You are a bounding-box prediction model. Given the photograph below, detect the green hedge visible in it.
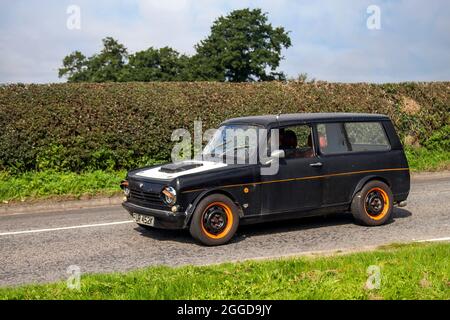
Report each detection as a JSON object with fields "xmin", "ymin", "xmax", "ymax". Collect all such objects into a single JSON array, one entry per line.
[{"xmin": 0, "ymin": 82, "xmax": 448, "ymax": 173}]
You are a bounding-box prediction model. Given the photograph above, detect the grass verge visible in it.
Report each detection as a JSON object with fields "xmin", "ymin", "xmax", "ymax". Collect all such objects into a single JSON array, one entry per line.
[
  {"xmin": 0, "ymin": 170, "xmax": 126, "ymax": 203},
  {"xmin": 405, "ymin": 147, "xmax": 450, "ymax": 172},
  {"xmin": 1, "ymin": 243, "xmax": 449, "ymax": 300},
  {"xmin": 0, "ymin": 147, "xmax": 448, "ymax": 203}
]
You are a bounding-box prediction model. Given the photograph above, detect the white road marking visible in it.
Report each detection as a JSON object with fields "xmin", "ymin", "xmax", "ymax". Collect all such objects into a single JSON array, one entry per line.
[
  {"xmin": 409, "ymin": 189, "xmax": 450, "ymax": 195},
  {"xmin": 417, "ymin": 237, "xmax": 450, "ymax": 243},
  {"xmin": 0, "ymin": 220, "xmax": 134, "ymax": 236}
]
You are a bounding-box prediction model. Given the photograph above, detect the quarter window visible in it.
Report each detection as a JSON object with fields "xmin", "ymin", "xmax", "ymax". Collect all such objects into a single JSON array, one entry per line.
[{"xmin": 344, "ymin": 122, "xmax": 390, "ymax": 151}]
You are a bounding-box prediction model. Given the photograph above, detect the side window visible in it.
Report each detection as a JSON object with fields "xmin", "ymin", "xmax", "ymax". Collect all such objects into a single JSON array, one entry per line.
[
  {"xmin": 279, "ymin": 125, "xmax": 315, "ymax": 159},
  {"xmin": 317, "ymin": 123, "xmax": 350, "ymax": 154},
  {"xmin": 344, "ymin": 122, "xmax": 390, "ymax": 151},
  {"xmin": 317, "ymin": 122, "xmax": 391, "ymax": 155}
]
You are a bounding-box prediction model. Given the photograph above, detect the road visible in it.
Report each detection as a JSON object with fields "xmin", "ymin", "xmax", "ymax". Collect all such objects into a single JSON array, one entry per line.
[{"xmin": 1, "ymin": 175, "xmax": 449, "ymax": 287}]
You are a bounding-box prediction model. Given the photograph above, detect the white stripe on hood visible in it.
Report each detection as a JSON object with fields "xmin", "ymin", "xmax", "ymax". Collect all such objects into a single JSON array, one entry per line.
[{"xmin": 136, "ymin": 160, "xmax": 228, "ymax": 180}]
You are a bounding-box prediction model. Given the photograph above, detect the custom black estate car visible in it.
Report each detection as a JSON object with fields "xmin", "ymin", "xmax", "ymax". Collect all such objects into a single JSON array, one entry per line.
[{"xmin": 121, "ymin": 113, "xmax": 410, "ymax": 246}]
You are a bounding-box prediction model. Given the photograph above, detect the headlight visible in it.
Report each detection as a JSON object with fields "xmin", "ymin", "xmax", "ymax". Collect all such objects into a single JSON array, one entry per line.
[
  {"xmin": 162, "ymin": 186, "xmax": 177, "ymax": 205},
  {"xmin": 120, "ymin": 180, "xmax": 130, "ymax": 197}
]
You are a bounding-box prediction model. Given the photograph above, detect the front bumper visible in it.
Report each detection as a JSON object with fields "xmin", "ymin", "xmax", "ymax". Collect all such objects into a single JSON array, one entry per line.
[{"xmin": 122, "ymin": 201, "xmax": 188, "ymax": 229}]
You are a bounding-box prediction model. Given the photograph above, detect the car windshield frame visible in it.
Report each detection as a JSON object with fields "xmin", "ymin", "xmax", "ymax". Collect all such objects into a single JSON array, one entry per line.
[{"xmin": 202, "ymin": 124, "xmax": 261, "ymax": 163}]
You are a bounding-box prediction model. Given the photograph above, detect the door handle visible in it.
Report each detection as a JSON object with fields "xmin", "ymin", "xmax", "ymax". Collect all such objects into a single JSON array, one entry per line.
[{"xmin": 310, "ymin": 162, "xmax": 323, "ymax": 168}]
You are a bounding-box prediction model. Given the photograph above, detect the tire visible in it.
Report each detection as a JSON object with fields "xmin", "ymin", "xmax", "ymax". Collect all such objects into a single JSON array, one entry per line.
[
  {"xmin": 351, "ymin": 180, "xmax": 393, "ymax": 226},
  {"xmin": 189, "ymin": 194, "xmax": 240, "ymax": 246}
]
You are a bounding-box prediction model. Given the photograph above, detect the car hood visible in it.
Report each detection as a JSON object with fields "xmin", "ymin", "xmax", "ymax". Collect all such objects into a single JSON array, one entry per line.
[{"xmin": 132, "ymin": 160, "xmax": 229, "ymax": 181}]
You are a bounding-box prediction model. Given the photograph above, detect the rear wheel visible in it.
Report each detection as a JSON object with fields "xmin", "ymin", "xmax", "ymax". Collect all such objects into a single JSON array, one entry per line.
[
  {"xmin": 189, "ymin": 194, "xmax": 239, "ymax": 246},
  {"xmin": 351, "ymin": 180, "xmax": 393, "ymax": 226}
]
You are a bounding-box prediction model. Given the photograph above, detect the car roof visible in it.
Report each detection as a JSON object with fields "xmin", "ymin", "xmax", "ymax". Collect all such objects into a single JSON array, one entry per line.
[{"xmin": 221, "ymin": 113, "xmax": 390, "ymax": 127}]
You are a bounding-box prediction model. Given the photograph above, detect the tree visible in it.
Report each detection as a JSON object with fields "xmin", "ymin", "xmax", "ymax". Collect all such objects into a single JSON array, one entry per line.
[
  {"xmin": 58, "ymin": 51, "xmax": 89, "ymax": 82},
  {"xmin": 192, "ymin": 8, "xmax": 291, "ymax": 82},
  {"xmin": 87, "ymin": 37, "xmax": 128, "ymax": 82},
  {"xmin": 120, "ymin": 47, "xmax": 192, "ymax": 81},
  {"xmin": 59, "ymin": 37, "xmax": 128, "ymax": 82},
  {"xmin": 58, "ymin": 8, "xmax": 293, "ymax": 83}
]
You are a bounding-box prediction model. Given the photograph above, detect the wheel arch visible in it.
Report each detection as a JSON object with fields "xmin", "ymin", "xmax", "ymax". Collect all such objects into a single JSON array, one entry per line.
[
  {"xmin": 351, "ymin": 175, "xmax": 391, "ymax": 200},
  {"xmin": 184, "ymin": 188, "xmax": 244, "ymax": 227}
]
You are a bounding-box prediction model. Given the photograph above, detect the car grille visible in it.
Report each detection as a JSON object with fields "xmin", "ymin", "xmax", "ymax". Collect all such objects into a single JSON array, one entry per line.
[{"xmin": 128, "ymin": 180, "xmax": 166, "ymax": 208}]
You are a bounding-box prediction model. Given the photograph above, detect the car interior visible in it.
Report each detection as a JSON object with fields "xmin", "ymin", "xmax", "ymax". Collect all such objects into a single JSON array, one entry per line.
[{"xmin": 279, "ymin": 127, "xmax": 314, "ymax": 158}]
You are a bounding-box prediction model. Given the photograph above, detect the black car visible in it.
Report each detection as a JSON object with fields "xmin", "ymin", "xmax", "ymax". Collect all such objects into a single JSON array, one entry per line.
[{"xmin": 121, "ymin": 113, "xmax": 410, "ymax": 246}]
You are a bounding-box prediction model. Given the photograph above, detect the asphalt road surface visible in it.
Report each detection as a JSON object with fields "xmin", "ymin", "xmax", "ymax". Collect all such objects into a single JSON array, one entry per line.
[{"xmin": 1, "ymin": 175, "xmax": 449, "ymax": 287}]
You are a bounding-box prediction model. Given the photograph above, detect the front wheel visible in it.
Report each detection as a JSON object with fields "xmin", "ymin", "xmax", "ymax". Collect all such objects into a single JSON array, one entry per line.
[
  {"xmin": 351, "ymin": 180, "xmax": 393, "ymax": 226},
  {"xmin": 189, "ymin": 194, "xmax": 239, "ymax": 246}
]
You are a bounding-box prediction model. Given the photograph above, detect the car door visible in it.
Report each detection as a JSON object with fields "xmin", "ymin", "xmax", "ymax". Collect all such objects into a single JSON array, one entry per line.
[
  {"xmin": 315, "ymin": 121, "xmax": 392, "ymax": 206},
  {"xmin": 260, "ymin": 124, "xmax": 324, "ymax": 214}
]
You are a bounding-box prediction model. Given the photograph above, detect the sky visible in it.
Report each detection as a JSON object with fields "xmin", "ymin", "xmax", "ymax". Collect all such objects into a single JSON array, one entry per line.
[{"xmin": 0, "ymin": 0, "xmax": 449, "ymax": 84}]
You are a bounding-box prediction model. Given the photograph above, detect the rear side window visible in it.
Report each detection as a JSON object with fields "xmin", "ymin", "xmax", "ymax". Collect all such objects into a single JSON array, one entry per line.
[
  {"xmin": 317, "ymin": 122, "xmax": 390, "ymax": 155},
  {"xmin": 344, "ymin": 122, "xmax": 390, "ymax": 152}
]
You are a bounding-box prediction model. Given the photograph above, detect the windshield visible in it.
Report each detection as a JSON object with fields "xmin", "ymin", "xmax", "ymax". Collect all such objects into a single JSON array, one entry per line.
[{"xmin": 202, "ymin": 124, "xmax": 260, "ymax": 163}]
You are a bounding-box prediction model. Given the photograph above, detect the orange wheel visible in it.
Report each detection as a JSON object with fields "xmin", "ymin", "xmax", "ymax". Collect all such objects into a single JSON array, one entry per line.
[
  {"xmin": 364, "ymin": 187, "xmax": 390, "ymax": 220},
  {"xmin": 351, "ymin": 180, "xmax": 393, "ymax": 226},
  {"xmin": 189, "ymin": 194, "xmax": 239, "ymax": 246},
  {"xmin": 200, "ymin": 202, "xmax": 234, "ymax": 239}
]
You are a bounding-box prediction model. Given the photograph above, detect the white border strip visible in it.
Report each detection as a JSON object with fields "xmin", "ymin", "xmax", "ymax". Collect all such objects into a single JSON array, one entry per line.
[
  {"xmin": 0, "ymin": 220, "xmax": 134, "ymax": 236},
  {"xmin": 417, "ymin": 237, "xmax": 450, "ymax": 243}
]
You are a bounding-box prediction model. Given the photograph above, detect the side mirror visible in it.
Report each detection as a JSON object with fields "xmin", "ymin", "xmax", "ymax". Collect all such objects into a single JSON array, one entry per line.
[{"xmin": 270, "ymin": 149, "xmax": 285, "ymax": 159}]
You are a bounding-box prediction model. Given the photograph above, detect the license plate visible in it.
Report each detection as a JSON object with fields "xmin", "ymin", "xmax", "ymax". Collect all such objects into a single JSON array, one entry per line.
[{"xmin": 133, "ymin": 213, "xmax": 155, "ymax": 226}]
